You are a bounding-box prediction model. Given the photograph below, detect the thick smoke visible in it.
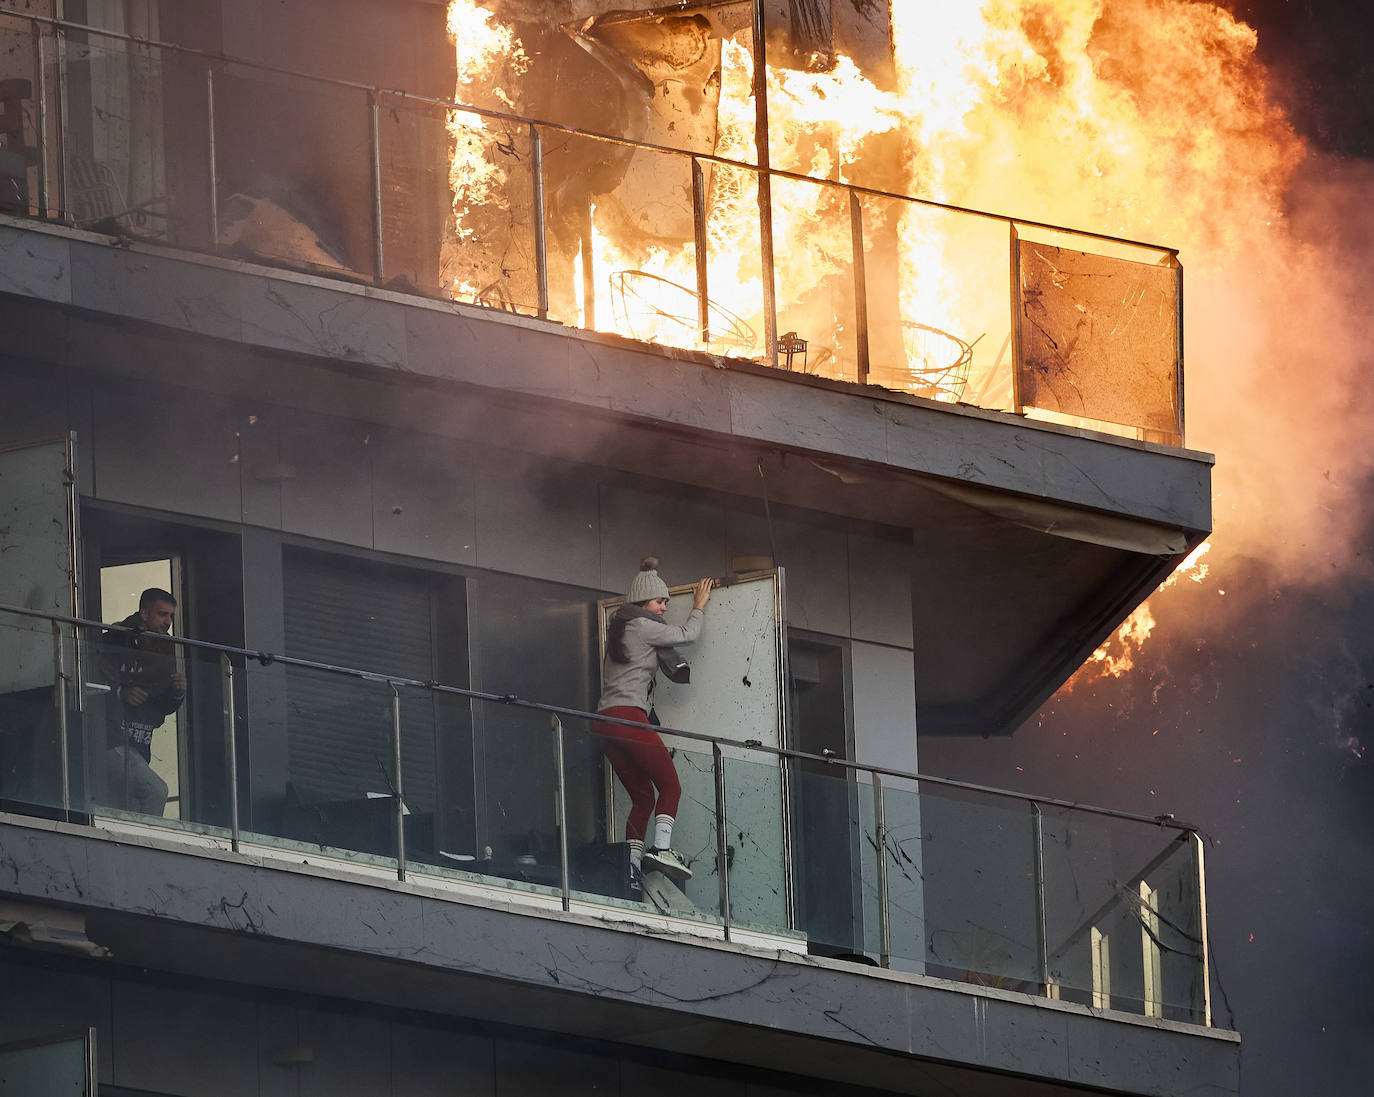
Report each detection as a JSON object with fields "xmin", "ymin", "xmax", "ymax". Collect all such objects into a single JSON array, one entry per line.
[
  {"xmin": 890, "ymin": 1, "xmax": 1374, "ymax": 592},
  {"xmin": 916, "ymin": 7, "xmax": 1374, "ymax": 1094}
]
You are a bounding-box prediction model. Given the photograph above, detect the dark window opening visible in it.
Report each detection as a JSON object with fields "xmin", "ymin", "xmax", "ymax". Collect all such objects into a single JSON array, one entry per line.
[{"xmin": 788, "ymin": 635, "xmax": 867, "ymax": 958}]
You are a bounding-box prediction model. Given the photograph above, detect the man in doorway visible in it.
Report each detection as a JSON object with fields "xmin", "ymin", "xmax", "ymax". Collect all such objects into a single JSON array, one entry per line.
[{"xmin": 101, "ymin": 587, "xmax": 186, "ymax": 815}]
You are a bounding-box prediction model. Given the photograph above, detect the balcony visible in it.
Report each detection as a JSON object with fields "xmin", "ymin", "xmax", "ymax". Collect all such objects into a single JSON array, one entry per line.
[
  {"xmin": 0, "ymin": 602, "xmax": 1211, "ymax": 1028},
  {"xmin": 0, "ymin": 9, "xmax": 1184, "ymax": 445}
]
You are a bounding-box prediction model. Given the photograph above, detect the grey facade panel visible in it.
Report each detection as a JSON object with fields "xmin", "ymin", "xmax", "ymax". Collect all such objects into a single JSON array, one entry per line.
[
  {"xmin": 0, "ymin": 955, "xmax": 114, "ymax": 1081},
  {"xmin": 239, "ymin": 410, "xmax": 285, "ymax": 529},
  {"xmin": 727, "ymin": 370, "xmax": 890, "ymax": 467},
  {"xmin": 407, "ymin": 305, "xmax": 576, "ymax": 399},
  {"xmin": 111, "ymin": 978, "xmax": 262, "ymax": 1097},
  {"xmin": 598, "ymin": 480, "xmax": 728, "ymax": 595},
  {"xmin": 238, "ymin": 276, "xmax": 407, "ymax": 370},
  {"xmin": 847, "ymin": 532, "xmax": 915, "ymax": 650},
  {"xmin": 725, "ymin": 510, "xmax": 850, "ymax": 638},
  {"xmin": 293, "ymin": 1008, "xmax": 394, "ymax": 1097},
  {"xmin": 0, "ymin": 222, "xmax": 72, "ymax": 304},
  {"xmin": 850, "ymin": 642, "xmax": 919, "ymax": 772},
  {"xmin": 569, "ymin": 338, "xmax": 734, "ymax": 432},
  {"xmin": 90, "ymin": 380, "xmax": 243, "ymax": 523},
  {"xmin": 472, "ymin": 448, "xmax": 603, "ymax": 590},
  {"xmin": 370, "ymin": 428, "xmax": 478, "ymax": 565},
  {"xmin": 69, "ymin": 239, "xmax": 243, "ymax": 343},
  {"xmin": 391, "ymin": 1024, "xmax": 496, "ymax": 1097},
  {"xmin": 0, "ymin": 358, "xmax": 70, "ymax": 445},
  {"xmin": 279, "ymin": 414, "xmax": 376, "ymax": 549},
  {"xmin": 492, "ymin": 1040, "xmax": 621, "ymax": 1097}
]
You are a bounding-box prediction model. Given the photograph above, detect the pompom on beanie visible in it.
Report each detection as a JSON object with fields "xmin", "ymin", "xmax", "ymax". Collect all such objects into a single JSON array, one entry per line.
[{"xmin": 626, "ymin": 556, "xmax": 671, "ymax": 604}]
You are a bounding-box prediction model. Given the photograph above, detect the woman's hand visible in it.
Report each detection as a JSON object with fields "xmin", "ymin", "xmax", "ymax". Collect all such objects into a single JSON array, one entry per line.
[{"xmin": 692, "ymin": 577, "xmax": 714, "ymax": 610}]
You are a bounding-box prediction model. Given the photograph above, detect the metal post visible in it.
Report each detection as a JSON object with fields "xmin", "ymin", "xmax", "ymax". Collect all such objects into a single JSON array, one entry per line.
[
  {"xmin": 368, "ymin": 90, "xmax": 385, "ymax": 283},
  {"xmin": 1174, "ymin": 257, "xmax": 1186, "ymax": 443},
  {"xmin": 712, "ymin": 743, "xmax": 731, "ymax": 938},
  {"xmin": 530, "ymin": 122, "xmax": 549, "ymax": 320},
  {"xmin": 1009, "ymin": 223, "xmax": 1024, "ymax": 414},
  {"xmin": 579, "ymin": 201, "xmax": 595, "ymax": 330},
  {"xmin": 751, "ymin": 0, "xmax": 778, "ymax": 367},
  {"xmin": 52, "ymin": 621, "xmax": 71, "ymax": 816},
  {"xmin": 52, "ymin": 23, "xmax": 66, "ymax": 218},
  {"xmin": 552, "ymin": 716, "xmax": 571, "ymax": 912},
  {"xmin": 220, "ymin": 653, "xmax": 240, "ymax": 852},
  {"xmin": 33, "ymin": 22, "xmax": 50, "ymax": 216},
  {"xmin": 1032, "ymin": 802, "xmax": 1050, "ymax": 993},
  {"xmin": 692, "ymin": 157, "xmax": 711, "ymax": 347},
  {"xmin": 1191, "ymin": 831, "xmax": 1212, "ymax": 1026},
  {"xmin": 873, "ymin": 773, "xmax": 891, "ymax": 968},
  {"xmin": 205, "ymin": 63, "xmax": 219, "ymax": 251},
  {"xmin": 391, "ymin": 683, "xmax": 406, "ymax": 880},
  {"xmin": 849, "ymin": 191, "xmax": 870, "ymax": 383}
]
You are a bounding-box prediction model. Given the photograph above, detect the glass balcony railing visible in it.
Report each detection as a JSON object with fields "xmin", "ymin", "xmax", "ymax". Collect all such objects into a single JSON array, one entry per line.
[
  {"xmin": 0, "ymin": 10, "xmax": 1183, "ymax": 444},
  {"xmin": 0, "ymin": 603, "xmax": 1210, "ymax": 1025}
]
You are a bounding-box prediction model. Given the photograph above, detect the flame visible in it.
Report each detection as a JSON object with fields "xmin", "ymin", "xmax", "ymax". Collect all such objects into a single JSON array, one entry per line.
[
  {"xmin": 441, "ymin": 1, "xmax": 528, "ymax": 301},
  {"xmin": 445, "ymin": 1, "xmax": 1298, "ymax": 408},
  {"xmin": 1071, "ymin": 542, "xmax": 1213, "ymax": 686},
  {"xmin": 444, "ymin": 2, "xmax": 1365, "ymax": 664}
]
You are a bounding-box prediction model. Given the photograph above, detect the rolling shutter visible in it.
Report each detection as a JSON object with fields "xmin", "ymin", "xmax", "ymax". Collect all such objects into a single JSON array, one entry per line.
[{"xmin": 282, "ymin": 550, "xmax": 438, "ymax": 811}]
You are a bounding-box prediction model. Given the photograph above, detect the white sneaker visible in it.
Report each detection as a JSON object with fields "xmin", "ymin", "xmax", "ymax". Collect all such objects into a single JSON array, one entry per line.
[{"xmin": 643, "ymin": 847, "xmax": 692, "ymax": 883}]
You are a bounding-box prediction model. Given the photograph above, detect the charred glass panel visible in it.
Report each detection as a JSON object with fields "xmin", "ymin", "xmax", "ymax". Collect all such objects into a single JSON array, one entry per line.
[
  {"xmin": 0, "ymin": 12, "xmax": 40, "ymax": 217},
  {"xmin": 375, "ymin": 95, "xmax": 450, "ymax": 297},
  {"xmin": 771, "ymin": 175, "xmax": 859, "ymax": 383},
  {"xmin": 445, "ymin": 113, "xmax": 539, "ymax": 315},
  {"xmin": 1016, "ymin": 239, "xmax": 1181, "ymax": 438},
  {"xmin": 1040, "ymin": 805, "xmax": 1206, "ymax": 1022},
  {"xmin": 585, "ymin": 145, "xmax": 699, "ymax": 347},
  {"xmin": 860, "ymin": 196, "xmax": 1010, "ymax": 406},
  {"xmin": 211, "ymin": 63, "xmax": 373, "ymax": 279},
  {"xmin": 917, "ymin": 786, "xmax": 1040, "ymax": 988},
  {"xmin": 702, "ymin": 158, "xmax": 764, "ymax": 357},
  {"xmin": 55, "ymin": 32, "xmax": 172, "ymax": 240}
]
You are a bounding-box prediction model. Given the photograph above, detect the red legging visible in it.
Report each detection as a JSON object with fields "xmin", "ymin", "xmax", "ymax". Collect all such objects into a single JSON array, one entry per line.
[{"xmin": 592, "ymin": 706, "xmax": 682, "ymax": 842}]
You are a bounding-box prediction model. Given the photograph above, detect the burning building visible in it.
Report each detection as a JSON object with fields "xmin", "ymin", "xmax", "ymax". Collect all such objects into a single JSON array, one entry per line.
[{"xmin": 0, "ymin": 2, "xmax": 1238, "ymax": 1095}]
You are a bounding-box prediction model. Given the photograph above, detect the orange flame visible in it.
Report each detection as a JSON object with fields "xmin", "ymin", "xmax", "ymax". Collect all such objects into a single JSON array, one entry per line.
[
  {"xmin": 1072, "ymin": 542, "xmax": 1212, "ymax": 686},
  {"xmin": 445, "ymin": 3, "xmax": 1365, "ymax": 653}
]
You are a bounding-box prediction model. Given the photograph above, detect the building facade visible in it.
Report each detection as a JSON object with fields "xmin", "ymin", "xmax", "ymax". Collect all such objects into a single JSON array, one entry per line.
[{"xmin": 0, "ymin": 3, "xmax": 1234, "ymax": 1095}]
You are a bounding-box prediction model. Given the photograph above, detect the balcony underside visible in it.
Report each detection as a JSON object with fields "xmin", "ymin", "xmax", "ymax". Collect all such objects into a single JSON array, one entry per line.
[{"xmin": 0, "ymin": 216, "xmax": 1212, "ymax": 736}]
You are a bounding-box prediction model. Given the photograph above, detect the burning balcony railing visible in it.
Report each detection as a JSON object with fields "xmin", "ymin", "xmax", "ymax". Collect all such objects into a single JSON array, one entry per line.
[
  {"xmin": 0, "ymin": 9, "xmax": 1184, "ymax": 444},
  {"xmin": 0, "ymin": 602, "xmax": 1210, "ymax": 1025}
]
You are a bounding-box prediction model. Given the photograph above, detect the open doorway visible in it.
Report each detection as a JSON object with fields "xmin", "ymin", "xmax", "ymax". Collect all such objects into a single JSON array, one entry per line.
[
  {"xmin": 83, "ymin": 503, "xmax": 244, "ymax": 829},
  {"xmin": 99, "ymin": 556, "xmax": 184, "ymax": 819}
]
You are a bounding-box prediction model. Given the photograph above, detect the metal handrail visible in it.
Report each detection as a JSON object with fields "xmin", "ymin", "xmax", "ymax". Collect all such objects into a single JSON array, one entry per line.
[
  {"xmin": 1, "ymin": 9, "xmax": 1179, "ymax": 257},
  {"xmin": 4, "ymin": 599, "xmax": 1210, "ymax": 1020},
  {"xmin": 2, "ymin": 7, "xmax": 1185, "ymax": 441},
  {"xmin": 0, "ymin": 599, "xmax": 1196, "ymax": 833}
]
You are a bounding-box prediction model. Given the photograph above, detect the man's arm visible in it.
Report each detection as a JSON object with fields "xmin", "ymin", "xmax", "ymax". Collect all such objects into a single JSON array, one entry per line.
[{"xmin": 145, "ymin": 672, "xmax": 187, "ymax": 716}]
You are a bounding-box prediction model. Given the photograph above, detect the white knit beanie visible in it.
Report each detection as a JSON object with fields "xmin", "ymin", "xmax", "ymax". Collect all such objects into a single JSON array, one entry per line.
[{"xmin": 626, "ymin": 556, "xmax": 670, "ymax": 604}]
